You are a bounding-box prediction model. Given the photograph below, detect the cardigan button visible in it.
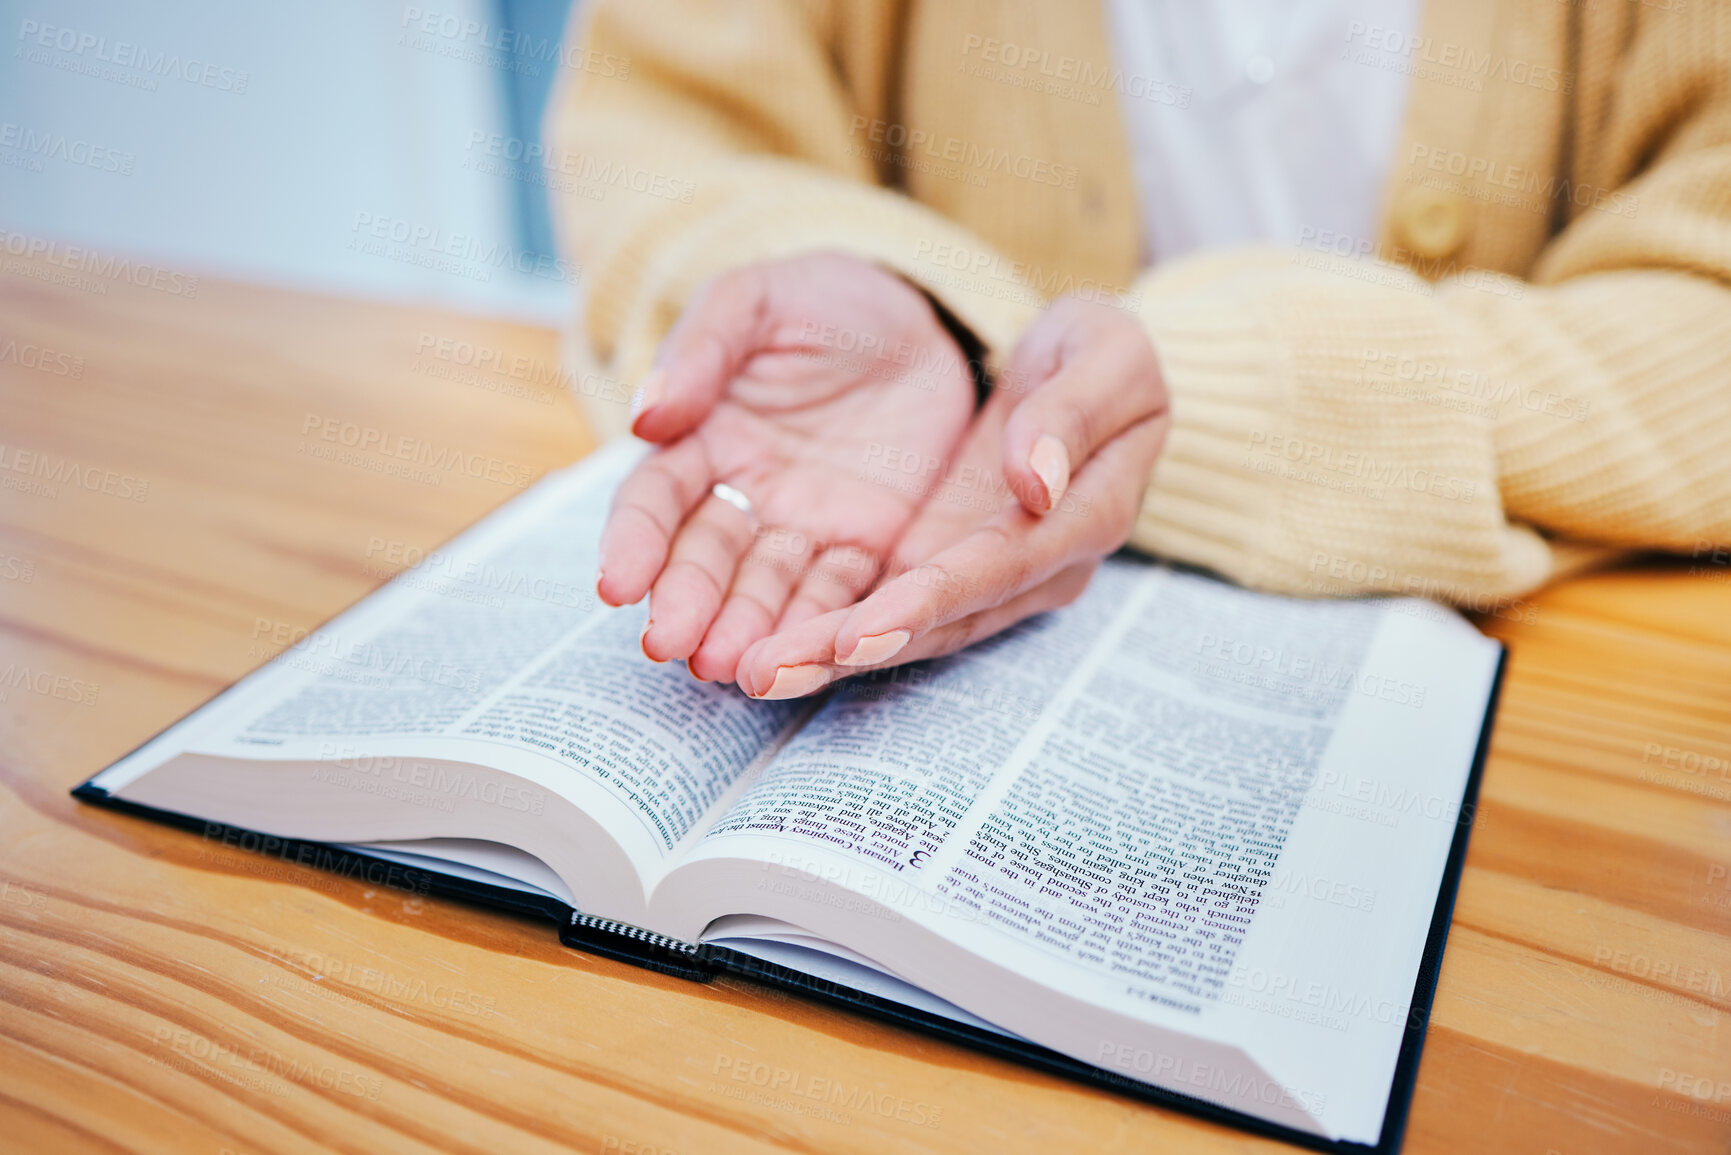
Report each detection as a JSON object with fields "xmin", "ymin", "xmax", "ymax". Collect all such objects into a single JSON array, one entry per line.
[{"xmin": 1394, "ymin": 187, "xmax": 1470, "ymax": 261}]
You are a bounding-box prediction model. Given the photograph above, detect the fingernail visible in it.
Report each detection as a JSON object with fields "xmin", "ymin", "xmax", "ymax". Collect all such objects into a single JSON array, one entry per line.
[
  {"xmin": 1029, "ymin": 434, "xmax": 1070, "ymax": 512},
  {"xmin": 640, "ymin": 618, "xmax": 663, "ymax": 662},
  {"xmin": 758, "ymin": 664, "xmax": 830, "ymax": 699},
  {"xmin": 837, "ymin": 628, "xmax": 911, "ymax": 667},
  {"xmin": 631, "ymin": 368, "xmax": 666, "ymax": 420}
]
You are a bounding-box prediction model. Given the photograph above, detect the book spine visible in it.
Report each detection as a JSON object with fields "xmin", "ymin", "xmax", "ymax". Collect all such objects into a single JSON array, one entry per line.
[{"xmin": 560, "ymin": 912, "xmax": 712, "ymax": 981}]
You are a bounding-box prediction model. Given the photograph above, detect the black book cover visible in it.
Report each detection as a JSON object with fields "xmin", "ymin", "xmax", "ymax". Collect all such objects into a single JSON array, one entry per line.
[{"xmin": 70, "ymin": 647, "xmax": 1505, "ymax": 1153}]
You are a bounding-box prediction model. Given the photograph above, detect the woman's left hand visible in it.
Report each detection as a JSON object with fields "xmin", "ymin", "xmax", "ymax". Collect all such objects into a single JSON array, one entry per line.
[{"xmin": 734, "ymin": 297, "xmax": 1171, "ymax": 699}]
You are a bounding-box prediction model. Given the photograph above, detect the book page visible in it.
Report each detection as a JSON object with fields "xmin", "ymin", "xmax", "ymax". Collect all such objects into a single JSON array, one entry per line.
[
  {"xmin": 1207, "ymin": 604, "xmax": 1499, "ymax": 1140},
  {"xmin": 100, "ymin": 442, "xmax": 801, "ymax": 876},
  {"xmin": 923, "ymin": 569, "xmax": 1386, "ymax": 1011},
  {"xmin": 701, "ymin": 563, "xmax": 1139, "ymax": 873},
  {"xmin": 661, "ymin": 560, "xmax": 1495, "ymax": 1138},
  {"xmin": 695, "ymin": 563, "xmax": 1384, "ymax": 992}
]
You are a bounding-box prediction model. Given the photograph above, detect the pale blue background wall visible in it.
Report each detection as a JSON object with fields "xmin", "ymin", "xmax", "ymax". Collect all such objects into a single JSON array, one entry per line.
[{"xmin": 0, "ymin": 0, "xmax": 578, "ymax": 321}]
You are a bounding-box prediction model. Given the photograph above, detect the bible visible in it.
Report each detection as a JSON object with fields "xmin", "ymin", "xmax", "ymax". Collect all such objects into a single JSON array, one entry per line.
[{"xmin": 75, "ymin": 441, "xmax": 1504, "ymax": 1152}]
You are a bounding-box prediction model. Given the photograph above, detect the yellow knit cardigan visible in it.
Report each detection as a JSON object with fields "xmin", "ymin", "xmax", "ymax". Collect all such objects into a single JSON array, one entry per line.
[{"xmin": 547, "ymin": 0, "xmax": 1731, "ymax": 605}]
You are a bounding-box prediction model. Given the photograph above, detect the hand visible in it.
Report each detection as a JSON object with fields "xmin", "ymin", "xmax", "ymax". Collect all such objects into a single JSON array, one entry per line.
[
  {"xmin": 596, "ymin": 253, "xmax": 977, "ymax": 683},
  {"xmin": 733, "ymin": 297, "xmax": 1170, "ymax": 698}
]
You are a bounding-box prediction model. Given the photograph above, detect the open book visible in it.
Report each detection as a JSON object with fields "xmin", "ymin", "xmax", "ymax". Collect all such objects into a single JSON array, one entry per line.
[{"xmin": 77, "ymin": 442, "xmax": 1503, "ymax": 1151}]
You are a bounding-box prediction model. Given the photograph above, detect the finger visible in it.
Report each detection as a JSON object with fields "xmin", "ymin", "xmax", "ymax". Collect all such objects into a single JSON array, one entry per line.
[
  {"xmin": 736, "ymin": 561, "xmax": 1098, "ymax": 698},
  {"xmin": 834, "ymin": 516, "xmax": 1059, "ymax": 667},
  {"xmin": 836, "ymin": 414, "xmax": 1165, "ymax": 662},
  {"xmin": 897, "ymin": 559, "xmax": 1098, "ymax": 666},
  {"xmin": 685, "ymin": 529, "xmax": 808, "ymax": 683},
  {"xmin": 633, "ymin": 267, "xmax": 771, "ymax": 443},
  {"xmin": 597, "ymin": 436, "xmax": 714, "ymax": 607},
  {"xmin": 735, "ymin": 607, "xmax": 852, "ymax": 699},
  {"xmin": 1001, "ymin": 318, "xmax": 1166, "ymax": 515},
  {"xmin": 775, "ymin": 542, "xmax": 881, "ymax": 631},
  {"xmin": 641, "ymin": 493, "xmax": 759, "ymax": 663}
]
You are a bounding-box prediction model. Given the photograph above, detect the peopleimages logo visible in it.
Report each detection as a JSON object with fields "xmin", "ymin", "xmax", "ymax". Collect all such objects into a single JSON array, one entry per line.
[
  {"xmin": 348, "ymin": 211, "xmax": 580, "ymax": 285},
  {"xmin": 398, "ymin": 6, "xmax": 630, "ymax": 80},
  {"xmin": 710, "ymin": 1055, "xmax": 943, "ymax": 1129},
  {"xmin": 0, "ymin": 662, "xmax": 100, "ymax": 706},
  {"xmin": 0, "ymin": 444, "xmax": 149, "ymax": 502},
  {"xmin": 199, "ymin": 821, "xmax": 434, "ymax": 895},
  {"xmin": 150, "ymin": 1026, "xmax": 382, "ymax": 1099},
  {"xmin": 0, "ymin": 229, "xmax": 200, "ymax": 297},
  {"xmin": 958, "ymin": 35, "xmax": 1192, "ymax": 109},
  {"xmin": 0, "ymin": 122, "xmax": 133, "ymax": 174},
  {"xmin": 1343, "ymin": 23, "xmax": 1573, "ymax": 94},
  {"xmin": 462, "ymin": 132, "xmax": 695, "ymax": 204},
  {"xmin": 847, "ymin": 116, "xmax": 1079, "ymax": 189},
  {"xmin": 314, "ymin": 744, "xmax": 548, "ymax": 816},
  {"xmin": 1225, "ymin": 965, "xmax": 1425, "ymax": 1029},
  {"xmin": 299, "ymin": 412, "xmax": 540, "ymax": 489},
  {"xmin": 15, "ymin": 18, "xmax": 250, "ymax": 93},
  {"xmin": 0, "ymin": 337, "xmax": 84, "ymax": 378},
  {"xmin": 1191, "ymin": 631, "xmax": 1427, "ymax": 709},
  {"xmin": 1095, "ymin": 1042, "xmax": 1326, "ymax": 1116}
]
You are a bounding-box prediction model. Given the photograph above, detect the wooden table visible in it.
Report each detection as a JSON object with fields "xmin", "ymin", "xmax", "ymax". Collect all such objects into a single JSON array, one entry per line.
[{"xmin": 1, "ymin": 250, "xmax": 1727, "ymax": 1155}]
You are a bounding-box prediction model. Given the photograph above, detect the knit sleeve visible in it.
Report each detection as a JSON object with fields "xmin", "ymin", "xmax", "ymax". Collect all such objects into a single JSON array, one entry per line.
[{"xmin": 1125, "ymin": 8, "xmax": 1731, "ymax": 604}]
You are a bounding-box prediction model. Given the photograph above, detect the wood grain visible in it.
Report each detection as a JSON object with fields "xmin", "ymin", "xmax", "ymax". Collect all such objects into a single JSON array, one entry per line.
[{"xmin": 1, "ymin": 254, "xmax": 1726, "ymax": 1154}]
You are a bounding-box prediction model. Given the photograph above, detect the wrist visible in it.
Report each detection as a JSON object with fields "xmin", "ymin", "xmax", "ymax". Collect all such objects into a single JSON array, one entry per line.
[
  {"xmin": 914, "ymin": 283, "xmax": 992, "ymax": 410},
  {"xmin": 875, "ymin": 263, "xmax": 990, "ymax": 411}
]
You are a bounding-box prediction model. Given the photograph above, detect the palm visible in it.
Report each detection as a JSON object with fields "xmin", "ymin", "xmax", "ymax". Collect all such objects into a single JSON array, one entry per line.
[
  {"xmin": 697, "ymin": 338, "xmax": 973, "ymax": 564},
  {"xmin": 878, "ymin": 384, "xmax": 1016, "ymax": 574},
  {"xmin": 599, "ymin": 254, "xmax": 976, "ymax": 682}
]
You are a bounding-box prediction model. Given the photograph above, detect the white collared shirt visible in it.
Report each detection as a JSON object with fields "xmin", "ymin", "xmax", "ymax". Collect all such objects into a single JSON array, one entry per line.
[{"xmin": 1105, "ymin": 0, "xmax": 1421, "ymax": 266}]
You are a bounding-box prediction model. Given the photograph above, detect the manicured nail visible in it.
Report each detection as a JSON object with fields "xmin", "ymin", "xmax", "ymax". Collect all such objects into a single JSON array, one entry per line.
[
  {"xmin": 758, "ymin": 664, "xmax": 830, "ymax": 699},
  {"xmin": 837, "ymin": 629, "xmax": 911, "ymax": 667},
  {"xmin": 631, "ymin": 368, "xmax": 666, "ymax": 420},
  {"xmin": 1028, "ymin": 434, "xmax": 1069, "ymax": 512}
]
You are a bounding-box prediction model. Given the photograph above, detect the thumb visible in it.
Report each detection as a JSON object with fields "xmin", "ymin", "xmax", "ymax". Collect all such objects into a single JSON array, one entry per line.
[
  {"xmin": 1000, "ymin": 316, "xmax": 1165, "ymax": 516},
  {"xmin": 632, "ymin": 266, "xmax": 772, "ymax": 443}
]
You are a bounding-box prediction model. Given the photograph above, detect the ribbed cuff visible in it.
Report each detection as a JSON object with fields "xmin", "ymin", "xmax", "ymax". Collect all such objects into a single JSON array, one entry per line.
[
  {"xmin": 1129, "ymin": 290, "xmax": 1288, "ymax": 589},
  {"xmin": 1125, "ymin": 249, "xmax": 1555, "ymax": 603}
]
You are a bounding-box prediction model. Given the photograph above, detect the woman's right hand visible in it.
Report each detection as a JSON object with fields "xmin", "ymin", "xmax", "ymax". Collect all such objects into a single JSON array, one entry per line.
[{"xmin": 596, "ymin": 252, "xmax": 979, "ymax": 685}]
